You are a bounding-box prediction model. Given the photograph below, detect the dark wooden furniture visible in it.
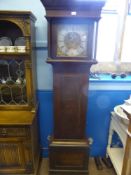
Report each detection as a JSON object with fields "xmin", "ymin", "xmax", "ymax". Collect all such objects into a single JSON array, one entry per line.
[
  {"xmin": 41, "ymin": 1, "xmax": 105, "ymax": 174},
  {"xmin": 0, "ymin": 11, "xmax": 39, "ymax": 175}
]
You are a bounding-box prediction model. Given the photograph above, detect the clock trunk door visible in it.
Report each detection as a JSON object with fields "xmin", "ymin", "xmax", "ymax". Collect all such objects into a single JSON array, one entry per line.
[{"xmin": 53, "ymin": 64, "xmax": 90, "ymax": 139}]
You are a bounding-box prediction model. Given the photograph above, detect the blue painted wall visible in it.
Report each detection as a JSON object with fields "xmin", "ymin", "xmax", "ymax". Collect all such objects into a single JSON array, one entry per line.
[
  {"xmin": 86, "ymin": 89, "xmax": 131, "ymax": 156},
  {"xmin": 37, "ymin": 90, "xmax": 53, "ymax": 157},
  {"xmin": 37, "ymin": 85, "xmax": 131, "ymax": 157}
]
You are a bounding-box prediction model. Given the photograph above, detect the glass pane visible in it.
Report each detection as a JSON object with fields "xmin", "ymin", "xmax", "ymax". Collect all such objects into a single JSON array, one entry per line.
[
  {"xmin": 121, "ymin": 16, "xmax": 131, "ymax": 62},
  {"xmin": 0, "ymin": 59, "xmax": 27, "ymax": 105},
  {"xmin": 96, "ymin": 13, "xmax": 118, "ymax": 62},
  {"xmin": 102, "ymin": 0, "xmax": 119, "ymax": 12}
]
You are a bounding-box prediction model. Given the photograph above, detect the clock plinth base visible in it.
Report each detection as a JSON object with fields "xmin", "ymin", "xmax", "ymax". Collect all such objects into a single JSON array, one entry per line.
[
  {"xmin": 49, "ymin": 172, "xmax": 89, "ymax": 175},
  {"xmin": 49, "ymin": 140, "xmax": 89, "ymax": 175}
]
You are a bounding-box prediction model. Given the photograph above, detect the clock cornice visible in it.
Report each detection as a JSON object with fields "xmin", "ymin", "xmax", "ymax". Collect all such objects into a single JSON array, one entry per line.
[
  {"xmin": 41, "ymin": 0, "xmax": 106, "ymax": 10},
  {"xmin": 41, "ymin": 0, "xmax": 106, "ymax": 18}
]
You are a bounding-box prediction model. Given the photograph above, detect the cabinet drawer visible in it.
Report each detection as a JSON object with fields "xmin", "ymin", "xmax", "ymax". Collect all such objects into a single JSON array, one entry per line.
[{"xmin": 0, "ymin": 127, "xmax": 30, "ymax": 137}]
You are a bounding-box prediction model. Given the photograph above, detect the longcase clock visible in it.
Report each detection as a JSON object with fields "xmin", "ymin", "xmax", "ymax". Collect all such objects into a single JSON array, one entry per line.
[{"xmin": 41, "ymin": 1, "xmax": 106, "ymax": 174}]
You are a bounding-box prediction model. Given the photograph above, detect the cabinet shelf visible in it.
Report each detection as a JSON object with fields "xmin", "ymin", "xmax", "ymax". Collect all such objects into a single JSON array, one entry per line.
[
  {"xmin": 0, "ymin": 84, "xmax": 26, "ymax": 87},
  {"xmin": 0, "ymin": 52, "xmax": 30, "ymax": 56},
  {"xmin": 0, "ymin": 83, "xmax": 25, "ymax": 88}
]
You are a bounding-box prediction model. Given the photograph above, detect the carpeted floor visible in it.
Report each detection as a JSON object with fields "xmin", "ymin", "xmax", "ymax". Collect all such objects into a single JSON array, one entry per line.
[{"xmin": 38, "ymin": 158, "xmax": 116, "ymax": 175}]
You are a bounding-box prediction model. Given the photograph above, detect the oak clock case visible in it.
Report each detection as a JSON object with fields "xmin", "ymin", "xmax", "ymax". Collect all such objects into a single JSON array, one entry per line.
[
  {"xmin": 41, "ymin": 0, "xmax": 106, "ymax": 175},
  {"xmin": 0, "ymin": 11, "xmax": 40, "ymax": 175}
]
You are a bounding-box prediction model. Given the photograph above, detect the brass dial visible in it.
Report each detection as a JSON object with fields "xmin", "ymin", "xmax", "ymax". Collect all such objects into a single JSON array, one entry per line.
[{"xmin": 57, "ymin": 24, "xmax": 88, "ymax": 57}]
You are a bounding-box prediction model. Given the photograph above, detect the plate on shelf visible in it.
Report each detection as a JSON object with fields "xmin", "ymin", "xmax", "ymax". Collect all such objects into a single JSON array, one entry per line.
[
  {"xmin": 114, "ymin": 105, "xmax": 128, "ymax": 119},
  {"xmin": 114, "ymin": 105, "xmax": 129, "ymax": 125},
  {"xmin": 14, "ymin": 37, "xmax": 26, "ymax": 46},
  {"xmin": 0, "ymin": 37, "xmax": 12, "ymax": 46},
  {"xmin": 124, "ymin": 99, "xmax": 131, "ymax": 105}
]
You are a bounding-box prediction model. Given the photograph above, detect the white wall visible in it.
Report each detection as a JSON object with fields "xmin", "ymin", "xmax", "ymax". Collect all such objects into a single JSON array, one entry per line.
[{"xmin": 0, "ymin": 0, "xmax": 47, "ymax": 47}]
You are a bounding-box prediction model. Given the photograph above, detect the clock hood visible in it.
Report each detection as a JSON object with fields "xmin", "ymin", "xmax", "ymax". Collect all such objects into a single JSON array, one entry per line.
[
  {"xmin": 41, "ymin": 0, "xmax": 106, "ymax": 18},
  {"xmin": 41, "ymin": 0, "xmax": 106, "ymax": 10}
]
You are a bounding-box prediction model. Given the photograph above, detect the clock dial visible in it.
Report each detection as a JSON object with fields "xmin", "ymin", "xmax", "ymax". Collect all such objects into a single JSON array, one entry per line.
[{"xmin": 57, "ymin": 24, "xmax": 88, "ymax": 57}]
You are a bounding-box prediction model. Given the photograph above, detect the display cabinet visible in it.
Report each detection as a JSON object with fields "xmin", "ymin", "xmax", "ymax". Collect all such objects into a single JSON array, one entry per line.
[
  {"xmin": 0, "ymin": 11, "xmax": 39, "ymax": 175},
  {"xmin": 107, "ymin": 105, "xmax": 131, "ymax": 175}
]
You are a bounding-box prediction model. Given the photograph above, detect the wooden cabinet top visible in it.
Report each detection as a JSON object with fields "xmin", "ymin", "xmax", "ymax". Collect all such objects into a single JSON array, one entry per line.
[{"xmin": 0, "ymin": 11, "xmax": 36, "ymax": 21}]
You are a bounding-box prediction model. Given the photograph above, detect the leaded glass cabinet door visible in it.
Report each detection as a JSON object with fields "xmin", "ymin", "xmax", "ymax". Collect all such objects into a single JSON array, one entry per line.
[
  {"xmin": 0, "ymin": 11, "xmax": 39, "ymax": 175},
  {"xmin": 0, "ymin": 59, "xmax": 27, "ymax": 105}
]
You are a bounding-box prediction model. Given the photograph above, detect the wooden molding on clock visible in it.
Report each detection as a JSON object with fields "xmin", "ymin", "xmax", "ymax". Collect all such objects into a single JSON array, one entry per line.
[{"xmin": 41, "ymin": 0, "xmax": 106, "ymax": 17}]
